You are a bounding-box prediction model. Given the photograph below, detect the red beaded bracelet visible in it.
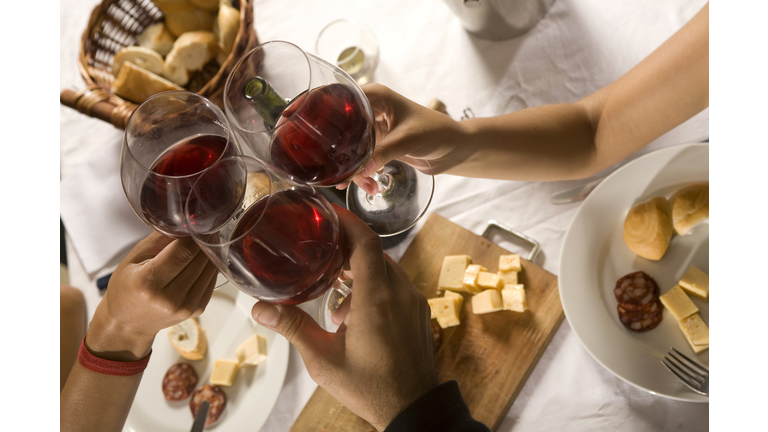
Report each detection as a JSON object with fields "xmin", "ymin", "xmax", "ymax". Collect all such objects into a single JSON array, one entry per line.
[{"xmin": 78, "ymin": 336, "xmax": 151, "ymax": 376}]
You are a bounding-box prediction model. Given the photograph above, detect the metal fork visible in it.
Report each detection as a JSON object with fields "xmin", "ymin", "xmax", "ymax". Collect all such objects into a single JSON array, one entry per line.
[{"xmin": 661, "ymin": 347, "xmax": 709, "ymax": 396}]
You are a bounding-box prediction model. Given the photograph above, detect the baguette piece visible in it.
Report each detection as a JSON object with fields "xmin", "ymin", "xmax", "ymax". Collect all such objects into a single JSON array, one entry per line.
[
  {"xmin": 190, "ymin": 0, "xmax": 219, "ymax": 10},
  {"xmin": 671, "ymin": 183, "xmax": 709, "ymax": 235},
  {"xmin": 214, "ymin": 3, "xmax": 241, "ymax": 65},
  {"xmin": 165, "ymin": 8, "xmax": 216, "ymax": 37},
  {"xmin": 112, "ymin": 46, "xmax": 164, "ymax": 76},
  {"xmin": 163, "ymin": 31, "xmax": 218, "ymax": 86},
  {"xmin": 167, "ymin": 318, "xmax": 208, "ymax": 360},
  {"xmin": 622, "ymin": 196, "xmax": 673, "ymax": 261},
  {"xmin": 153, "ymin": 0, "xmax": 196, "ymax": 14},
  {"xmin": 112, "ymin": 61, "xmax": 184, "ymax": 103},
  {"xmin": 136, "ymin": 22, "xmax": 176, "ymax": 57}
]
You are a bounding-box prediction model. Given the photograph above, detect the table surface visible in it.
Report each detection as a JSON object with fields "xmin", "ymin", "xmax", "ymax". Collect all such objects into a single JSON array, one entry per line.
[{"xmin": 60, "ymin": 0, "xmax": 710, "ymax": 430}]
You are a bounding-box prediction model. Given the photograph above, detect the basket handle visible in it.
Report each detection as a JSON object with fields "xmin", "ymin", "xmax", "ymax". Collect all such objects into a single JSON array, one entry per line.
[{"xmin": 60, "ymin": 87, "xmax": 136, "ymax": 130}]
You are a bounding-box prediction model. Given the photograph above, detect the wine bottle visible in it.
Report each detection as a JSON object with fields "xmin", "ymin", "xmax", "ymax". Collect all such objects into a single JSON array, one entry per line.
[{"xmin": 243, "ymin": 76, "xmax": 289, "ymax": 129}]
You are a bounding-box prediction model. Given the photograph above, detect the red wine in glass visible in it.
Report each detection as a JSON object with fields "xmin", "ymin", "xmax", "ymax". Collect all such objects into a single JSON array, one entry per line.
[
  {"xmin": 267, "ymin": 83, "xmax": 373, "ymax": 186},
  {"xmin": 228, "ymin": 188, "xmax": 342, "ymax": 304},
  {"xmin": 139, "ymin": 134, "xmax": 236, "ymax": 235}
]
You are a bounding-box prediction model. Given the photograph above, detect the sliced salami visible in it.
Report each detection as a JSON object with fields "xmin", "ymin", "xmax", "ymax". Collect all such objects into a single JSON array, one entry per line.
[
  {"xmin": 613, "ymin": 271, "xmax": 660, "ymax": 310},
  {"xmin": 190, "ymin": 384, "xmax": 227, "ymax": 426},
  {"xmin": 617, "ymin": 299, "xmax": 663, "ymax": 332},
  {"xmin": 162, "ymin": 363, "xmax": 198, "ymax": 401}
]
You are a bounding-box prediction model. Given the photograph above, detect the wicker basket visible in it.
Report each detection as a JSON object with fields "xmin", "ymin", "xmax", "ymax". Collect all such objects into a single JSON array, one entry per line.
[{"xmin": 60, "ymin": 0, "xmax": 258, "ymax": 129}]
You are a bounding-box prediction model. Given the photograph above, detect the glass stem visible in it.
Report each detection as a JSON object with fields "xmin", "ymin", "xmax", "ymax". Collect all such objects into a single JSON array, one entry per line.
[{"xmin": 369, "ymin": 169, "xmax": 392, "ymax": 196}]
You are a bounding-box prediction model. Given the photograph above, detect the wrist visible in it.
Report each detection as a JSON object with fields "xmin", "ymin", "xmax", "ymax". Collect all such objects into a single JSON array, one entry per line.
[{"xmin": 86, "ymin": 303, "xmax": 155, "ymax": 361}]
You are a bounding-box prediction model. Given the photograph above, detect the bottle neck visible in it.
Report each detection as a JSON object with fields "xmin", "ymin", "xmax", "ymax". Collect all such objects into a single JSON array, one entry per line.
[{"xmin": 243, "ymin": 76, "xmax": 288, "ymax": 129}]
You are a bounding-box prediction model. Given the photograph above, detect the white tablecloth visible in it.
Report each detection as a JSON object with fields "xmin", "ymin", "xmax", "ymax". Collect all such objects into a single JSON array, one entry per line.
[{"xmin": 60, "ymin": 0, "xmax": 709, "ymax": 430}]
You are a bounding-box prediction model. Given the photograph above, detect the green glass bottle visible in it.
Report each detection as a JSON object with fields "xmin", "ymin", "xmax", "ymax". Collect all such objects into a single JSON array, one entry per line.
[{"xmin": 243, "ymin": 76, "xmax": 288, "ymax": 129}]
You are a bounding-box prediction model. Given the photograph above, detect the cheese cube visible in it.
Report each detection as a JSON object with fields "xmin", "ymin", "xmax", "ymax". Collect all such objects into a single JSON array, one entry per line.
[
  {"xmin": 502, "ymin": 284, "xmax": 527, "ymax": 312},
  {"xmin": 477, "ymin": 271, "xmax": 503, "ymax": 290},
  {"xmin": 438, "ymin": 255, "xmax": 472, "ymax": 292},
  {"xmin": 499, "ymin": 254, "xmax": 522, "ymax": 272},
  {"xmin": 462, "ymin": 264, "xmax": 485, "ymax": 293},
  {"xmin": 497, "ymin": 270, "xmax": 518, "ymax": 285},
  {"xmin": 432, "ymin": 297, "xmax": 461, "ymax": 328},
  {"xmin": 679, "ymin": 314, "xmax": 709, "ymax": 353},
  {"xmin": 443, "ymin": 290, "xmax": 464, "ymax": 310},
  {"xmin": 471, "ymin": 289, "xmax": 503, "ymax": 314},
  {"xmin": 427, "ymin": 298, "xmax": 439, "ymax": 319},
  {"xmin": 679, "ymin": 265, "xmax": 709, "ymax": 300},
  {"xmin": 236, "ymin": 334, "xmax": 268, "ymax": 366},
  {"xmin": 210, "ymin": 359, "xmax": 239, "ymax": 386},
  {"xmin": 680, "ymin": 313, "xmax": 709, "ymax": 346},
  {"xmin": 659, "ymin": 285, "xmax": 699, "ymax": 321}
]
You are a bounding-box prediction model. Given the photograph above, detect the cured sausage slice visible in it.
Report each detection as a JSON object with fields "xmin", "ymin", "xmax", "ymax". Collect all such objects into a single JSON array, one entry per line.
[
  {"xmin": 613, "ymin": 271, "xmax": 660, "ymax": 310},
  {"xmin": 162, "ymin": 363, "xmax": 198, "ymax": 401},
  {"xmin": 617, "ymin": 299, "xmax": 663, "ymax": 332},
  {"xmin": 190, "ymin": 384, "xmax": 227, "ymax": 426}
]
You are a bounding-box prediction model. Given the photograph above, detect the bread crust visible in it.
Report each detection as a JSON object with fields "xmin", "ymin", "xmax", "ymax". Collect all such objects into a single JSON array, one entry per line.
[
  {"xmin": 671, "ymin": 183, "xmax": 709, "ymax": 235},
  {"xmin": 622, "ymin": 196, "xmax": 673, "ymax": 261},
  {"xmin": 168, "ymin": 319, "xmax": 208, "ymax": 360}
]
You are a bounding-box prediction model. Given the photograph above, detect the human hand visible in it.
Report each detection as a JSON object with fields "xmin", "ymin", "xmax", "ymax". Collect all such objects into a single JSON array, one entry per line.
[
  {"xmin": 86, "ymin": 231, "xmax": 218, "ymax": 360},
  {"xmin": 341, "ymin": 83, "xmax": 472, "ymax": 195},
  {"xmin": 250, "ymin": 206, "xmax": 439, "ymax": 431}
]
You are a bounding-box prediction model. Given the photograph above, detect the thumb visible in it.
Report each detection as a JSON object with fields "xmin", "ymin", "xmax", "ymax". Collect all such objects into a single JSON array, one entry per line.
[{"xmin": 251, "ymin": 301, "xmax": 331, "ymax": 355}]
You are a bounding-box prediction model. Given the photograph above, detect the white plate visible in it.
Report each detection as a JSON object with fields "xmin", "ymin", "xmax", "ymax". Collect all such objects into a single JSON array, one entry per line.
[
  {"xmin": 123, "ymin": 283, "xmax": 290, "ymax": 431},
  {"xmin": 559, "ymin": 143, "xmax": 709, "ymax": 402}
]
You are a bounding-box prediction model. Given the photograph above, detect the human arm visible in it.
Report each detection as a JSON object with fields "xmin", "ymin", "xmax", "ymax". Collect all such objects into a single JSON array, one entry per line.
[
  {"xmin": 60, "ymin": 232, "xmax": 218, "ymax": 432},
  {"xmin": 250, "ymin": 206, "xmax": 488, "ymax": 431},
  {"xmin": 351, "ymin": 3, "xmax": 708, "ymax": 193}
]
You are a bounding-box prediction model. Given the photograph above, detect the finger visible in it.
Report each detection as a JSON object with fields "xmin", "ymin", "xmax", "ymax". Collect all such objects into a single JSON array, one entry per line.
[
  {"xmin": 333, "ymin": 206, "xmax": 389, "ymax": 305},
  {"xmin": 251, "ymin": 301, "xmax": 333, "ymax": 355},
  {"xmin": 145, "ymin": 237, "xmax": 202, "ymax": 286},
  {"xmin": 331, "ymin": 292, "xmax": 352, "ymax": 326},
  {"xmin": 164, "ymin": 245, "xmax": 210, "ymax": 298},
  {"xmin": 349, "ymin": 175, "xmax": 379, "ymax": 197},
  {"xmin": 126, "ymin": 231, "xmax": 176, "ymax": 264},
  {"xmin": 179, "ymin": 261, "xmax": 219, "ymax": 316}
]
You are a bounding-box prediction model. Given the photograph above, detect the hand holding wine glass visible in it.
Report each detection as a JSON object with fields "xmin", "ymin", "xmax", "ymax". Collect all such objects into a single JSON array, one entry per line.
[{"xmin": 250, "ymin": 206, "xmax": 439, "ymax": 431}]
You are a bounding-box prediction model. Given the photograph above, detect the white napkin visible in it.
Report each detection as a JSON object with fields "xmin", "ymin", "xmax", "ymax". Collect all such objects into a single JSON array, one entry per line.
[{"xmin": 60, "ymin": 141, "xmax": 151, "ymax": 275}]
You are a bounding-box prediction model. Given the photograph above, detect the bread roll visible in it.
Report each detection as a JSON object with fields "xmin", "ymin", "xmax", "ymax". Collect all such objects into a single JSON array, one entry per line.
[
  {"xmin": 162, "ymin": 31, "xmax": 218, "ymax": 86},
  {"xmin": 112, "ymin": 46, "xmax": 164, "ymax": 76},
  {"xmin": 136, "ymin": 22, "xmax": 176, "ymax": 57},
  {"xmin": 623, "ymin": 196, "xmax": 673, "ymax": 261},
  {"xmin": 165, "ymin": 8, "xmax": 216, "ymax": 37},
  {"xmin": 112, "ymin": 61, "xmax": 184, "ymax": 103},
  {"xmin": 153, "ymin": 0, "xmax": 196, "ymax": 14},
  {"xmin": 168, "ymin": 318, "xmax": 208, "ymax": 360},
  {"xmin": 190, "ymin": 0, "xmax": 219, "ymax": 10},
  {"xmin": 214, "ymin": 4, "xmax": 240, "ymax": 65},
  {"xmin": 671, "ymin": 183, "xmax": 709, "ymax": 235}
]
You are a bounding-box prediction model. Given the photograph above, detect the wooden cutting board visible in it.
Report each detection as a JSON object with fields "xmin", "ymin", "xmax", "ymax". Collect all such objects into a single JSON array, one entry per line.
[{"xmin": 290, "ymin": 213, "xmax": 564, "ymax": 431}]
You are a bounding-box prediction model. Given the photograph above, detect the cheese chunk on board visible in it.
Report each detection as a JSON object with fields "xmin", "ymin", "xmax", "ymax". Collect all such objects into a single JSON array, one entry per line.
[
  {"xmin": 427, "ymin": 298, "xmax": 439, "ymax": 319},
  {"xmin": 679, "ymin": 265, "xmax": 709, "ymax": 300},
  {"xmin": 502, "ymin": 284, "xmax": 527, "ymax": 312},
  {"xmin": 438, "ymin": 255, "xmax": 472, "ymax": 292},
  {"xmin": 499, "ymin": 254, "xmax": 521, "ymax": 272},
  {"xmin": 432, "ymin": 297, "xmax": 461, "ymax": 328},
  {"xmin": 462, "ymin": 264, "xmax": 485, "ymax": 293},
  {"xmin": 443, "ymin": 290, "xmax": 465, "ymax": 310},
  {"xmin": 477, "ymin": 271, "xmax": 503, "ymax": 290},
  {"xmin": 678, "ymin": 313, "xmax": 709, "ymax": 353},
  {"xmin": 210, "ymin": 359, "xmax": 240, "ymax": 386},
  {"xmin": 498, "ymin": 271, "xmax": 518, "ymax": 285},
  {"xmin": 659, "ymin": 285, "xmax": 699, "ymax": 321},
  {"xmin": 236, "ymin": 334, "xmax": 268, "ymax": 367},
  {"xmin": 472, "ymin": 289, "xmax": 503, "ymax": 314}
]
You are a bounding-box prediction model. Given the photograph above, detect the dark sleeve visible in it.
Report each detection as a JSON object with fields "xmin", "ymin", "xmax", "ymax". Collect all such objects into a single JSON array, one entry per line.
[{"xmin": 384, "ymin": 381, "xmax": 491, "ymax": 432}]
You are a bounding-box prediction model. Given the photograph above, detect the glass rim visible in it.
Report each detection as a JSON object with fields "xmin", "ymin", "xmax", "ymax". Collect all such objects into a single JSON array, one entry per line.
[
  {"xmin": 315, "ymin": 18, "xmax": 366, "ymax": 63},
  {"xmin": 223, "ymin": 40, "xmax": 313, "ymax": 137},
  {"xmin": 122, "ymin": 91, "xmax": 234, "ymax": 180},
  {"xmin": 184, "ymin": 154, "xmax": 276, "ymax": 247}
]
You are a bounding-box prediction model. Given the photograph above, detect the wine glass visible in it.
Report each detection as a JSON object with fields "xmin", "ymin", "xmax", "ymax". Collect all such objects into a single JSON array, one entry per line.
[
  {"xmin": 222, "ymin": 40, "xmax": 434, "ymax": 238},
  {"xmin": 183, "ymin": 154, "xmax": 350, "ymax": 330},
  {"xmin": 120, "ymin": 91, "xmax": 240, "ymax": 287},
  {"xmin": 315, "ymin": 18, "xmax": 380, "ymax": 86}
]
